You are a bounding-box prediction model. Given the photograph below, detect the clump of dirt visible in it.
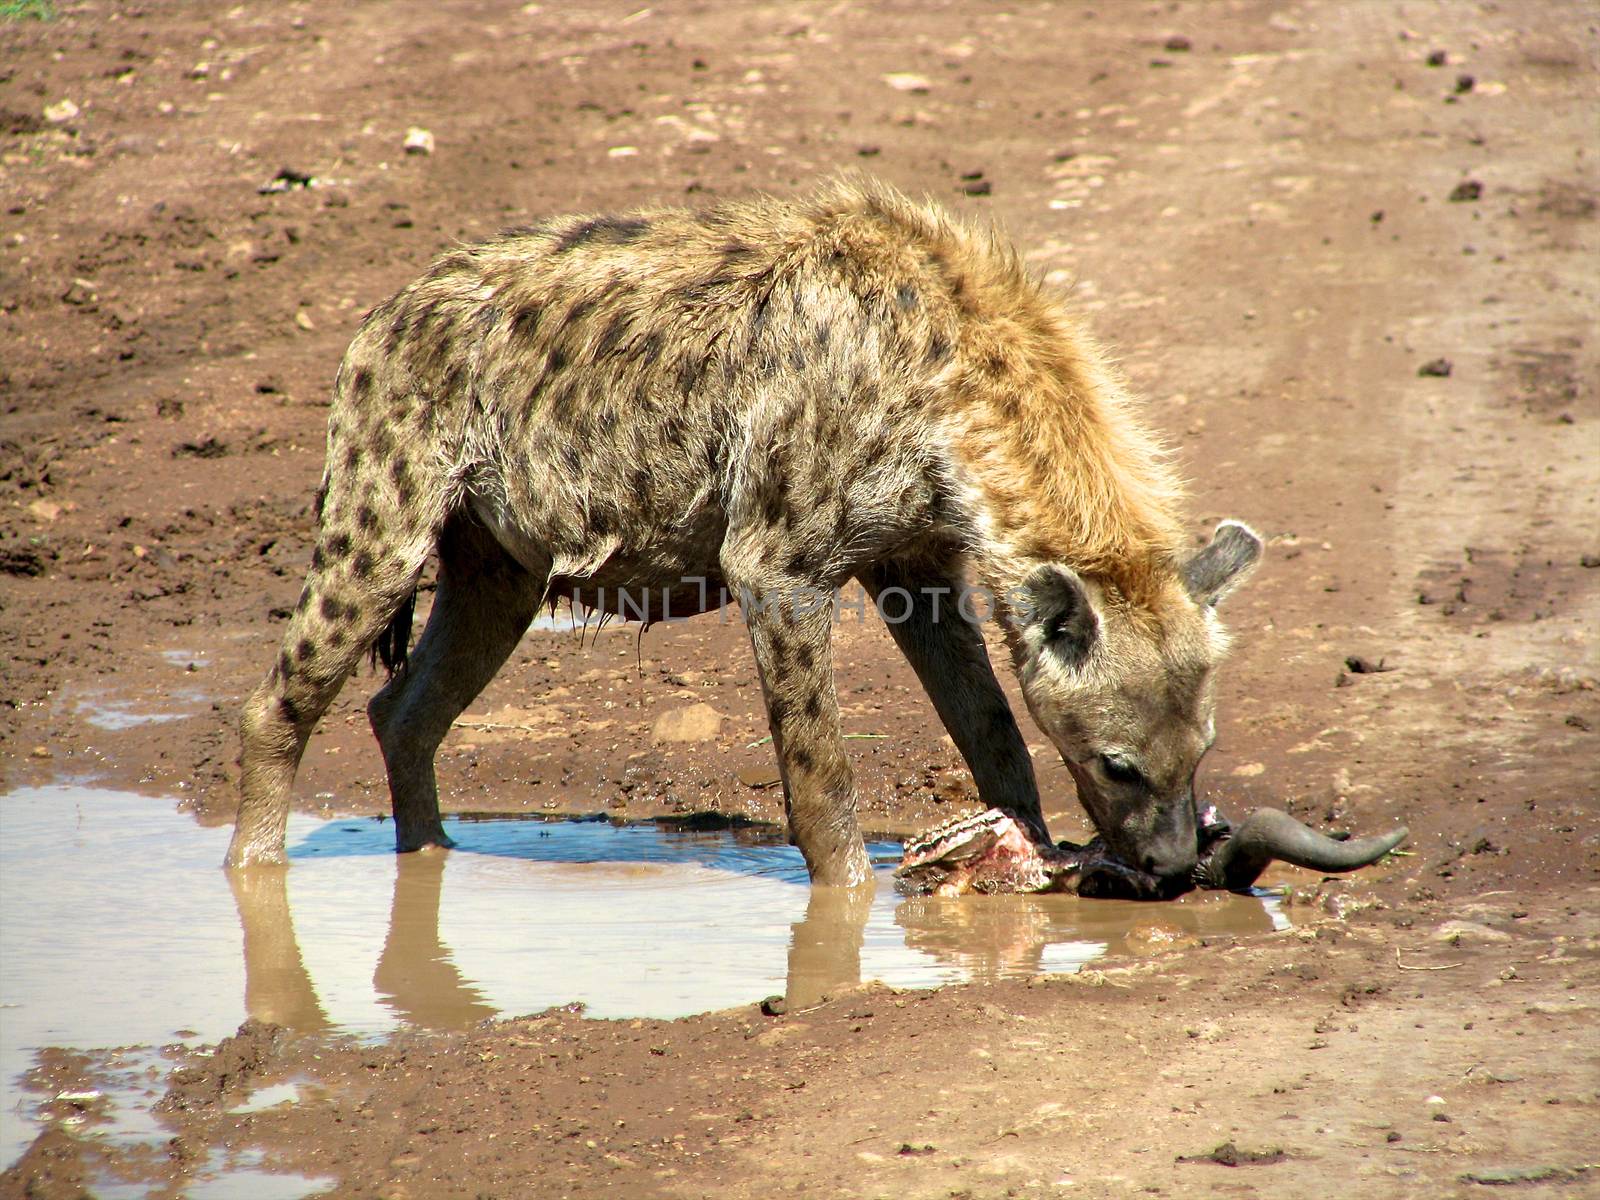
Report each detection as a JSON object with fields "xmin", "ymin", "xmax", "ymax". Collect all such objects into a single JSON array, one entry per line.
[{"xmin": 157, "ymin": 1020, "xmax": 286, "ymax": 1113}]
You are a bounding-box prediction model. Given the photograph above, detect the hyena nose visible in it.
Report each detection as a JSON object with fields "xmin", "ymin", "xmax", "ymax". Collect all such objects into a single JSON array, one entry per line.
[{"xmin": 1141, "ymin": 842, "xmax": 1199, "ymax": 880}]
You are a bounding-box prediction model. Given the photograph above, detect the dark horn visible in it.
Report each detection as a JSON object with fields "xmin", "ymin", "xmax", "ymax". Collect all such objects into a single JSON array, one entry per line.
[{"xmin": 1198, "ymin": 809, "xmax": 1409, "ymax": 891}]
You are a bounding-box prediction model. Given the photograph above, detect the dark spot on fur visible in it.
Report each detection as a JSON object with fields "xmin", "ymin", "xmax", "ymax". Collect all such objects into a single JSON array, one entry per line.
[
  {"xmin": 295, "ymin": 638, "xmax": 315, "ymax": 663},
  {"xmin": 511, "ymin": 303, "xmax": 542, "ymax": 342},
  {"xmin": 320, "ymin": 596, "xmax": 344, "ymax": 622},
  {"xmin": 661, "ymin": 412, "xmax": 687, "ymax": 447},
  {"xmin": 356, "ymin": 505, "xmax": 380, "ymax": 533},
  {"xmin": 328, "ymin": 626, "xmax": 347, "ymax": 648},
  {"xmin": 294, "ymin": 587, "xmax": 311, "ymax": 614},
  {"xmin": 350, "ymin": 368, "xmax": 373, "ymax": 401},
  {"xmin": 814, "ymin": 320, "xmax": 831, "ymax": 350},
  {"xmin": 352, "ymin": 550, "xmax": 375, "ymax": 579},
  {"xmin": 278, "ymin": 650, "xmax": 294, "ymax": 679},
  {"xmin": 803, "ymin": 693, "xmax": 822, "ymax": 720},
  {"xmin": 555, "ymin": 215, "xmax": 650, "ymax": 253},
  {"xmin": 896, "ymin": 283, "xmax": 919, "ymax": 311},
  {"xmin": 760, "ymin": 473, "xmax": 788, "ymax": 527},
  {"xmin": 985, "ymin": 349, "xmax": 1008, "ymax": 376},
  {"xmin": 640, "ymin": 330, "xmax": 664, "ymax": 366},
  {"xmin": 768, "ymin": 695, "xmax": 789, "ymax": 729},
  {"xmin": 312, "ymin": 482, "xmax": 329, "ymax": 522},
  {"xmin": 279, "ymin": 695, "xmax": 302, "ymax": 727},
  {"xmin": 371, "ymin": 425, "xmax": 394, "ymax": 459},
  {"xmin": 547, "ymin": 343, "xmax": 569, "ymax": 374},
  {"xmin": 748, "ymin": 291, "xmax": 772, "ymax": 344},
  {"xmin": 326, "ymin": 532, "xmax": 352, "ymax": 559},
  {"xmin": 791, "ymin": 745, "xmax": 814, "ymax": 772},
  {"xmin": 385, "ymin": 309, "xmax": 409, "ymax": 355},
  {"xmin": 794, "ymin": 643, "xmax": 815, "ymax": 671},
  {"xmin": 595, "ymin": 312, "xmax": 631, "ymax": 360},
  {"xmin": 786, "ymin": 550, "xmax": 813, "ymax": 577},
  {"xmin": 427, "ymin": 250, "xmax": 475, "ymax": 279},
  {"xmin": 311, "ymin": 545, "xmax": 326, "ymax": 570},
  {"xmin": 676, "ymin": 354, "xmax": 704, "ymax": 396},
  {"xmin": 561, "ymin": 444, "xmax": 581, "ymax": 474},
  {"xmin": 566, "ymin": 294, "xmax": 596, "ymax": 325},
  {"xmin": 390, "ymin": 456, "xmax": 410, "ymax": 489},
  {"xmin": 343, "ymin": 444, "xmax": 362, "ymax": 471},
  {"xmin": 629, "ymin": 466, "xmax": 650, "ymax": 498}
]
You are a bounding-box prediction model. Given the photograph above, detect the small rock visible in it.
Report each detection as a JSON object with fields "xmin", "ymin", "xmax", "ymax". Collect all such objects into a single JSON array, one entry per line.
[
  {"xmin": 30, "ymin": 745, "xmax": 52, "ymax": 759},
  {"xmin": 1432, "ymin": 920, "xmax": 1512, "ymax": 945},
  {"xmin": 1418, "ymin": 358, "xmax": 1453, "ymax": 377},
  {"xmin": 1455, "ymin": 74, "xmax": 1475, "ymax": 94},
  {"xmin": 43, "ymin": 99, "xmax": 79, "ymax": 124},
  {"xmin": 294, "ymin": 310, "xmax": 315, "ymax": 331},
  {"xmin": 881, "ymin": 72, "xmax": 933, "ymax": 93},
  {"xmin": 1176, "ymin": 1142, "xmax": 1287, "ymax": 1167},
  {"xmin": 61, "ymin": 278, "xmax": 98, "ymax": 306},
  {"xmin": 403, "ymin": 126, "xmax": 435, "ymax": 155},
  {"xmin": 650, "ymin": 703, "xmax": 723, "ymax": 743},
  {"xmin": 258, "ymin": 167, "xmax": 316, "ymax": 194},
  {"xmin": 1448, "ymin": 180, "xmax": 1483, "ymax": 202},
  {"xmin": 1425, "ymin": 49, "xmax": 1448, "ymax": 67},
  {"xmin": 606, "ymin": 145, "xmax": 638, "ymax": 158},
  {"xmin": 960, "ymin": 179, "xmax": 993, "ymax": 196},
  {"xmin": 26, "ymin": 500, "xmax": 62, "ymax": 522},
  {"xmin": 1164, "ymin": 35, "xmax": 1192, "ymax": 52}
]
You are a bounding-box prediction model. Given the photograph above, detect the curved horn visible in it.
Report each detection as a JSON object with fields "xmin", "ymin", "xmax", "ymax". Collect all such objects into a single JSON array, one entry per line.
[{"xmin": 1198, "ymin": 809, "xmax": 1408, "ymax": 891}]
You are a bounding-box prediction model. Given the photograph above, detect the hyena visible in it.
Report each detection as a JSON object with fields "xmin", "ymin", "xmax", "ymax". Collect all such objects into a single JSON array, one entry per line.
[{"xmin": 227, "ymin": 178, "xmax": 1262, "ymax": 887}]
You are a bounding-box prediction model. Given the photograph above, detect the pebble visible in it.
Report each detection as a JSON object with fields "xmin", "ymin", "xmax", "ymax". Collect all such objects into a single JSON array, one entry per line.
[
  {"xmin": 403, "ymin": 126, "xmax": 435, "ymax": 155},
  {"xmin": 43, "ymin": 99, "xmax": 79, "ymax": 123},
  {"xmin": 881, "ymin": 72, "xmax": 932, "ymax": 93},
  {"xmin": 650, "ymin": 703, "xmax": 722, "ymax": 743}
]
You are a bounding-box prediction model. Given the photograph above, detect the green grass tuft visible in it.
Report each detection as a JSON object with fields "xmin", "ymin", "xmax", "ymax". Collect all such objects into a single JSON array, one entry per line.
[{"xmin": 1, "ymin": 0, "xmax": 57, "ymax": 20}]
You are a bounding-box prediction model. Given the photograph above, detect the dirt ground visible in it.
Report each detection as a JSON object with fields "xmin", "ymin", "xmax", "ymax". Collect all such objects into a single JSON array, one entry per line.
[{"xmin": 2, "ymin": 0, "xmax": 1598, "ymax": 1196}]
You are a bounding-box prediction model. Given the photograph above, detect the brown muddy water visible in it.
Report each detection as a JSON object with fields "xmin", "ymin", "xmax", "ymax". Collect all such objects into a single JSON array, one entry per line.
[{"xmin": 0, "ymin": 786, "xmax": 1286, "ymax": 1177}]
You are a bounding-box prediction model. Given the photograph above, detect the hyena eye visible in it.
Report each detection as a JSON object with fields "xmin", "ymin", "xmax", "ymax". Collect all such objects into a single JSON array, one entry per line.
[{"xmin": 1097, "ymin": 754, "xmax": 1145, "ymax": 787}]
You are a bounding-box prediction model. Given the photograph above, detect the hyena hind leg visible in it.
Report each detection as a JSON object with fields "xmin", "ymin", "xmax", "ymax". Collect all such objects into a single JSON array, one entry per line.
[
  {"xmin": 366, "ymin": 510, "xmax": 543, "ymax": 852},
  {"xmin": 228, "ymin": 494, "xmax": 439, "ymax": 867}
]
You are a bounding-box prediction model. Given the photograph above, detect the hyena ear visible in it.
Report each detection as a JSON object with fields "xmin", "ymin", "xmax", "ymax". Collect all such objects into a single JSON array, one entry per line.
[
  {"xmin": 1182, "ymin": 520, "xmax": 1263, "ymax": 607},
  {"xmin": 1019, "ymin": 564, "xmax": 1100, "ymax": 668}
]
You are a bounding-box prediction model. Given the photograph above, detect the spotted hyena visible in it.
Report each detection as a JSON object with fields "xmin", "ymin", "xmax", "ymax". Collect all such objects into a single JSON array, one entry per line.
[{"xmin": 227, "ymin": 178, "xmax": 1262, "ymax": 887}]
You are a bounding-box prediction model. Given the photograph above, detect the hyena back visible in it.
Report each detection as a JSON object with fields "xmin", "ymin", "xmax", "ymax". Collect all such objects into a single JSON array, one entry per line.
[{"xmin": 229, "ymin": 179, "xmax": 1261, "ymax": 887}]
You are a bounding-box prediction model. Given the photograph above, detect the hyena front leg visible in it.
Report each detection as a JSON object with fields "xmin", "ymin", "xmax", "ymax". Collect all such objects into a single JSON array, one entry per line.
[
  {"xmin": 734, "ymin": 582, "xmax": 873, "ymax": 888},
  {"xmin": 366, "ymin": 510, "xmax": 542, "ymax": 852},
  {"xmin": 861, "ymin": 559, "xmax": 1046, "ymax": 840}
]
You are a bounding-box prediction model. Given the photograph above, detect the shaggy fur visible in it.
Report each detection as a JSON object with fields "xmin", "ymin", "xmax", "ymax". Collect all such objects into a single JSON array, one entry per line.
[{"xmin": 228, "ymin": 178, "xmax": 1260, "ymax": 886}]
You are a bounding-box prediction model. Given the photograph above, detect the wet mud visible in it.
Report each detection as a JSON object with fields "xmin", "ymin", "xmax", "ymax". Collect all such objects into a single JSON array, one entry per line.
[{"xmin": 2, "ymin": 0, "xmax": 1597, "ymax": 1196}]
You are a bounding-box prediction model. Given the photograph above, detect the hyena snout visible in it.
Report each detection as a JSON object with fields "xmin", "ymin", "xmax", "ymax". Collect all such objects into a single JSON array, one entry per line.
[{"xmin": 1133, "ymin": 801, "xmax": 1199, "ymax": 880}]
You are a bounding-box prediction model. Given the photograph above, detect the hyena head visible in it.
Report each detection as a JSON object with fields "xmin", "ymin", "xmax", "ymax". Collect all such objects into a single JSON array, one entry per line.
[{"xmin": 1013, "ymin": 522, "xmax": 1263, "ymax": 880}]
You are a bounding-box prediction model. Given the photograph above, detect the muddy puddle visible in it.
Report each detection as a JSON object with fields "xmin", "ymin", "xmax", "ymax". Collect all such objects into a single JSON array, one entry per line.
[{"xmin": 1, "ymin": 785, "xmax": 1285, "ymax": 1172}]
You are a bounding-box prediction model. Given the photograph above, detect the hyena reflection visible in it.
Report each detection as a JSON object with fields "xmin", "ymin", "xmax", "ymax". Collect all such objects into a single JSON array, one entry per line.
[{"xmin": 228, "ymin": 179, "xmax": 1261, "ymax": 887}]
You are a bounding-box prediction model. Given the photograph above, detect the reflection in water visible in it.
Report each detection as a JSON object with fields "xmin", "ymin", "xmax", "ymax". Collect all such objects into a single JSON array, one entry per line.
[
  {"xmin": 2, "ymin": 788, "xmax": 1289, "ymax": 1165},
  {"xmin": 229, "ymin": 868, "xmax": 330, "ymax": 1032},
  {"xmin": 373, "ymin": 853, "xmax": 497, "ymax": 1028},
  {"xmin": 895, "ymin": 890, "xmax": 1278, "ymax": 982},
  {"xmin": 785, "ymin": 884, "xmax": 875, "ymax": 1009}
]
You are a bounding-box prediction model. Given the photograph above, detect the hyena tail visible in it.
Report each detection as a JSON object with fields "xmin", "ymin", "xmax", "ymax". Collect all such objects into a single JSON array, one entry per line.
[{"xmin": 370, "ymin": 587, "xmax": 417, "ymax": 676}]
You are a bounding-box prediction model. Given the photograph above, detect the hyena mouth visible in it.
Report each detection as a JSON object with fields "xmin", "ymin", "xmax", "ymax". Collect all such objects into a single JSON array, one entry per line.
[{"xmin": 895, "ymin": 806, "xmax": 1407, "ymax": 900}]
